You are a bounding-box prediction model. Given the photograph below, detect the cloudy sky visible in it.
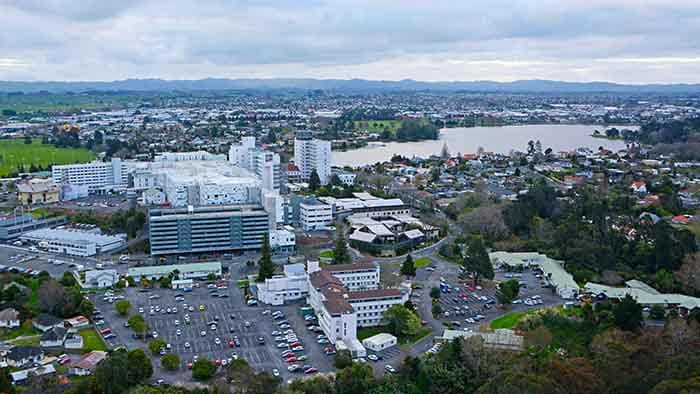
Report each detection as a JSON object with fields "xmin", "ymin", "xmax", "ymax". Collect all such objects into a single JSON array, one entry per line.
[{"xmin": 1, "ymin": 0, "xmax": 699, "ymax": 83}]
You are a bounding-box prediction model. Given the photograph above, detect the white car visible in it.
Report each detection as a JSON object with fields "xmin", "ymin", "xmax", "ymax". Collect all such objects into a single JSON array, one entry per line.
[
  {"xmin": 200, "ymin": 331, "xmax": 207, "ymax": 337},
  {"xmin": 385, "ymin": 365, "xmax": 396, "ymax": 373},
  {"xmin": 176, "ymin": 329, "xmax": 182, "ymax": 336},
  {"xmin": 174, "ymin": 320, "xmax": 180, "ymax": 326},
  {"xmin": 152, "ymin": 331, "xmax": 158, "ymax": 339},
  {"xmin": 272, "ymin": 368, "xmax": 280, "ymax": 377},
  {"xmin": 184, "ymin": 342, "xmax": 190, "ymax": 349},
  {"xmin": 215, "ymin": 338, "xmax": 221, "ymax": 345}
]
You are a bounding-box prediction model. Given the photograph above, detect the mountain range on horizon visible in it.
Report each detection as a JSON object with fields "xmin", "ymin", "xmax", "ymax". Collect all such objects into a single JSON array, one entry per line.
[{"xmin": 1, "ymin": 78, "xmax": 700, "ymax": 94}]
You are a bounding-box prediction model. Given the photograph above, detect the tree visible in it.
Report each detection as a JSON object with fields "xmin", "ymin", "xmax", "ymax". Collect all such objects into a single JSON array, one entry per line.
[
  {"xmin": 309, "ymin": 169, "xmax": 321, "ymax": 191},
  {"xmin": 94, "ymin": 350, "xmax": 130, "ymax": 394},
  {"xmin": 400, "ymin": 254, "xmax": 416, "ymax": 278},
  {"xmin": 334, "ymin": 349, "xmax": 353, "ymax": 369},
  {"xmin": 192, "ymin": 358, "xmax": 217, "ymax": 380},
  {"xmin": 59, "ymin": 271, "xmax": 77, "ymax": 287},
  {"xmin": 226, "ymin": 358, "xmax": 256, "ymax": 390},
  {"xmin": 128, "ymin": 314, "xmax": 148, "ymax": 338},
  {"xmin": 496, "ymin": 280, "xmax": 520, "ymax": 305},
  {"xmin": 257, "ymin": 233, "xmax": 275, "ymax": 282},
  {"xmin": 127, "ymin": 349, "xmax": 153, "ymax": 385},
  {"xmin": 432, "ymin": 302, "xmax": 443, "ymax": 317},
  {"xmin": 115, "ymin": 299, "xmax": 131, "ymax": 316},
  {"xmin": 335, "ymin": 363, "xmax": 375, "ymax": 394},
  {"xmin": 0, "ymin": 367, "xmax": 15, "ymax": 394},
  {"xmin": 430, "ymin": 286, "xmax": 441, "ymax": 300},
  {"xmin": 148, "ymin": 339, "xmax": 167, "ymax": 355},
  {"xmin": 24, "ymin": 135, "xmax": 32, "ymax": 145},
  {"xmin": 78, "ymin": 299, "xmax": 95, "ymax": 318},
  {"xmin": 383, "ymin": 304, "xmax": 421, "ymax": 337},
  {"xmin": 160, "ymin": 276, "xmax": 172, "ymax": 289},
  {"xmin": 463, "ymin": 235, "xmax": 494, "ymax": 286},
  {"xmin": 161, "ymin": 353, "xmax": 180, "ymax": 371},
  {"xmin": 613, "ymin": 294, "xmax": 643, "ymax": 331},
  {"xmin": 38, "ymin": 279, "xmax": 66, "ymax": 315},
  {"xmin": 332, "ymin": 222, "xmax": 351, "ymax": 264},
  {"xmin": 649, "ymin": 305, "xmax": 666, "ymax": 320}
]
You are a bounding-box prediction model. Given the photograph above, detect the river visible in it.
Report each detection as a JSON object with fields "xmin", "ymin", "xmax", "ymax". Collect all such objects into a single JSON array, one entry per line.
[{"xmin": 331, "ymin": 124, "xmax": 631, "ymax": 167}]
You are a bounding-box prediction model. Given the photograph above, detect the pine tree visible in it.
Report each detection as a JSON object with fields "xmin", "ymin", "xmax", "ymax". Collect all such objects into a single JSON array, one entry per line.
[
  {"xmin": 333, "ymin": 222, "xmax": 351, "ymax": 264},
  {"xmin": 257, "ymin": 234, "xmax": 274, "ymax": 282},
  {"xmin": 309, "ymin": 169, "xmax": 321, "ymax": 191},
  {"xmin": 400, "ymin": 254, "xmax": 416, "ymax": 278}
]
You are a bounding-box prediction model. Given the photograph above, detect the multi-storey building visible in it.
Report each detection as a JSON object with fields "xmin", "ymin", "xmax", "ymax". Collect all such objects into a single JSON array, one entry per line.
[
  {"xmin": 52, "ymin": 158, "xmax": 128, "ymax": 192},
  {"xmin": 228, "ymin": 136, "xmax": 256, "ymax": 168},
  {"xmin": 148, "ymin": 204, "xmax": 269, "ymax": 256},
  {"xmin": 299, "ymin": 198, "xmax": 333, "ymax": 231},
  {"xmin": 294, "ymin": 131, "xmax": 331, "ymax": 185},
  {"xmin": 305, "ymin": 261, "xmax": 410, "ymax": 355}
]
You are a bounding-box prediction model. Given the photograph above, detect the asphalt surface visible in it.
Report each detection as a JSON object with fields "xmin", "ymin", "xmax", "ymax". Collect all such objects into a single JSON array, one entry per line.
[{"xmin": 91, "ymin": 271, "xmax": 332, "ymax": 385}]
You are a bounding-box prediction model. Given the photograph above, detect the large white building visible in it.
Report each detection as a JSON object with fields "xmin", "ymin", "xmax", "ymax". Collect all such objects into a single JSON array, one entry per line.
[
  {"xmin": 306, "ymin": 261, "xmax": 410, "ymax": 353},
  {"xmin": 52, "ymin": 158, "xmax": 128, "ymax": 193},
  {"xmin": 300, "ymin": 199, "xmax": 333, "ymax": 231},
  {"xmin": 294, "ymin": 131, "xmax": 331, "ymax": 185},
  {"xmin": 257, "ymin": 263, "xmax": 308, "ymax": 306},
  {"xmin": 229, "ymin": 137, "xmax": 281, "ymax": 191},
  {"xmin": 228, "ymin": 136, "xmax": 256, "ymax": 168},
  {"xmin": 319, "ymin": 193, "xmax": 410, "ymax": 218},
  {"xmin": 20, "ymin": 228, "xmax": 126, "ymax": 257}
]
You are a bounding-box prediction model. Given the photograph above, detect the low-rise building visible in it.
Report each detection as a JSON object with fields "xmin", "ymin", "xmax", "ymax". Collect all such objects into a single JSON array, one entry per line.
[
  {"xmin": 69, "ymin": 351, "xmax": 107, "ymax": 376},
  {"xmin": 300, "ymin": 199, "xmax": 333, "ymax": 231},
  {"xmin": 362, "ymin": 333, "xmax": 397, "ymax": 352},
  {"xmin": 489, "ymin": 251, "xmax": 579, "ymax": 299},
  {"xmin": 584, "ymin": 280, "xmax": 700, "ymax": 312},
  {"xmin": 32, "ymin": 314, "xmax": 63, "ymax": 332},
  {"xmin": 84, "ymin": 270, "xmax": 118, "ymax": 288},
  {"xmin": 16, "ymin": 178, "xmax": 60, "ymax": 205},
  {"xmin": 20, "ymin": 228, "xmax": 126, "ymax": 257},
  {"xmin": 127, "ymin": 262, "xmax": 222, "ymax": 281},
  {"xmin": 0, "ymin": 308, "xmax": 20, "ymax": 328},
  {"xmin": 5, "ymin": 346, "xmax": 44, "ymax": 368},
  {"xmin": 40, "ymin": 326, "xmax": 68, "ymax": 348},
  {"xmin": 257, "ymin": 263, "xmax": 309, "ymax": 306},
  {"xmin": 435, "ymin": 328, "xmax": 524, "ymax": 351}
]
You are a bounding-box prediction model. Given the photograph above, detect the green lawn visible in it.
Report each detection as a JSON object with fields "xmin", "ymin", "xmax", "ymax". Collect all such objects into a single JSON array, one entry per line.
[
  {"xmin": 354, "ymin": 120, "xmax": 402, "ymax": 133},
  {"xmin": 357, "ymin": 326, "xmax": 432, "ymax": 345},
  {"xmin": 79, "ymin": 328, "xmax": 108, "ymax": 352},
  {"xmin": 414, "ymin": 257, "xmax": 432, "ymax": 269},
  {"xmin": 0, "ymin": 138, "xmax": 95, "ymax": 177},
  {"xmin": 0, "ymin": 323, "xmax": 39, "ymax": 340},
  {"xmin": 490, "ymin": 311, "xmax": 529, "ymax": 329},
  {"xmin": 319, "ymin": 250, "xmax": 334, "ymax": 259}
]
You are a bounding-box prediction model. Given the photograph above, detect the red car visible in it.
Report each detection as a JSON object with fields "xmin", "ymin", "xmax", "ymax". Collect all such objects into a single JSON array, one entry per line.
[
  {"xmin": 187, "ymin": 362, "xmax": 193, "ymax": 370},
  {"xmin": 215, "ymin": 359, "xmax": 222, "ymax": 366},
  {"xmin": 289, "ymin": 341, "xmax": 302, "ymax": 348},
  {"xmin": 286, "ymin": 356, "xmax": 298, "ymax": 363},
  {"xmin": 304, "ymin": 368, "xmax": 318, "ymax": 374},
  {"xmin": 228, "ymin": 340, "xmax": 236, "ymax": 348},
  {"xmin": 323, "ymin": 346, "xmax": 335, "ymax": 353},
  {"xmin": 58, "ymin": 357, "xmax": 71, "ymax": 365},
  {"xmin": 100, "ymin": 328, "xmax": 112, "ymax": 335}
]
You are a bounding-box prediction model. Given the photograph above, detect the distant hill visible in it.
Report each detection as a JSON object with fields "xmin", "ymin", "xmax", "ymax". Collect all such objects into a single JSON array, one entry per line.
[{"xmin": 1, "ymin": 78, "xmax": 700, "ymax": 94}]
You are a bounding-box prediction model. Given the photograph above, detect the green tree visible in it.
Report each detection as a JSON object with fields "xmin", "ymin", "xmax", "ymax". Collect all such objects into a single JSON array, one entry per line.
[
  {"xmin": 127, "ymin": 349, "xmax": 153, "ymax": 385},
  {"xmin": 192, "ymin": 358, "xmax": 217, "ymax": 381},
  {"xmin": 430, "ymin": 286, "xmax": 441, "ymax": 300},
  {"xmin": 128, "ymin": 314, "xmax": 148, "ymax": 338},
  {"xmin": 94, "ymin": 349, "xmax": 130, "ymax": 394},
  {"xmin": 309, "ymin": 169, "xmax": 321, "ymax": 191},
  {"xmin": 161, "ymin": 353, "xmax": 180, "ymax": 371},
  {"xmin": 0, "ymin": 367, "xmax": 15, "ymax": 394},
  {"xmin": 59, "ymin": 271, "xmax": 77, "ymax": 287},
  {"xmin": 463, "ymin": 235, "xmax": 494, "ymax": 285},
  {"xmin": 335, "ymin": 363, "xmax": 375, "ymax": 394},
  {"xmin": 148, "ymin": 339, "xmax": 167, "ymax": 355},
  {"xmin": 334, "ymin": 349, "xmax": 353, "ymax": 369},
  {"xmin": 257, "ymin": 233, "xmax": 275, "ymax": 282},
  {"xmin": 333, "ymin": 222, "xmax": 351, "ymax": 264},
  {"xmin": 160, "ymin": 276, "xmax": 172, "ymax": 289},
  {"xmin": 24, "ymin": 135, "xmax": 32, "ymax": 145},
  {"xmin": 496, "ymin": 280, "xmax": 520, "ymax": 305},
  {"xmin": 400, "ymin": 254, "xmax": 417, "ymax": 278},
  {"xmin": 78, "ymin": 298, "xmax": 95, "ymax": 318},
  {"xmin": 432, "ymin": 302, "xmax": 443, "ymax": 317},
  {"xmin": 115, "ymin": 299, "xmax": 131, "ymax": 316},
  {"xmin": 649, "ymin": 305, "xmax": 666, "ymax": 320},
  {"xmin": 383, "ymin": 304, "xmax": 421, "ymax": 337},
  {"xmin": 613, "ymin": 294, "xmax": 643, "ymax": 331}
]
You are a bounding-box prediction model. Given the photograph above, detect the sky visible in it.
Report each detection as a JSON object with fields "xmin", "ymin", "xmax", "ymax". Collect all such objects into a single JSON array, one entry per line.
[{"xmin": 1, "ymin": 0, "xmax": 700, "ymax": 83}]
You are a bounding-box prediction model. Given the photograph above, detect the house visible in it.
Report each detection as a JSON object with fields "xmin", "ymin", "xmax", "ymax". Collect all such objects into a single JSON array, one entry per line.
[
  {"xmin": 64, "ymin": 332, "xmax": 84, "ymax": 350},
  {"xmin": 64, "ymin": 316, "xmax": 90, "ymax": 330},
  {"xmin": 563, "ymin": 175, "xmax": 586, "ymax": 188},
  {"xmin": 32, "ymin": 314, "xmax": 63, "ymax": 332},
  {"xmin": 16, "ymin": 178, "xmax": 60, "ymax": 205},
  {"xmin": 40, "ymin": 326, "xmax": 68, "ymax": 348},
  {"xmin": 671, "ymin": 214, "xmax": 692, "ymax": 225},
  {"xmin": 69, "ymin": 351, "xmax": 107, "ymax": 376},
  {"xmin": 10, "ymin": 364, "xmax": 56, "ymax": 384},
  {"xmin": 5, "ymin": 346, "xmax": 44, "ymax": 368},
  {"xmin": 0, "ymin": 308, "xmax": 20, "ymax": 328},
  {"xmin": 631, "ymin": 181, "xmax": 647, "ymax": 194}
]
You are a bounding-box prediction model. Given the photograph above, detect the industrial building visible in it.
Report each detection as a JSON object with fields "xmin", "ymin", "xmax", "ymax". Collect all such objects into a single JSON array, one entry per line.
[
  {"xmin": 20, "ymin": 228, "xmax": 126, "ymax": 257},
  {"xmin": 148, "ymin": 204, "xmax": 270, "ymax": 256},
  {"xmin": 0, "ymin": 214, "xmax": 67, "ymax": 241}
]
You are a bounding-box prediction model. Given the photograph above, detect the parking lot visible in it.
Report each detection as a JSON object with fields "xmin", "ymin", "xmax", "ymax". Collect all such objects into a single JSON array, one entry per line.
[{"xmin": 92, "ymin": 273, "xmax": 333, "ymax": 384}]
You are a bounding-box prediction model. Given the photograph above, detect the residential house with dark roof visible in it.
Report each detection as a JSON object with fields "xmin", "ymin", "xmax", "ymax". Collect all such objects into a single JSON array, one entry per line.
[
  {"xmin": 40, "ymin": 326, "xmax": 68, "ymax": 348},
  {"xmin": 32, "ymin": 314, "xmax": 63, "ymax": 332},
  {"xmin": 0, "ymin": 308, "xmax": 20, "ymax": 328},
  {"xmin": 5, "ymin": 346, "xmax": 44, "ymax": 368}
]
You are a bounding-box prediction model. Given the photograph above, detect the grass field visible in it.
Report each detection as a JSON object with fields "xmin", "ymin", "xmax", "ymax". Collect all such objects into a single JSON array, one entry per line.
[
  {"xmin": 319, "ymin": 250, "xmax": 334, "ymax": 259},
  {"xmin": 79, "ymin": 328, "xmax": 108, "ymax": 352},
  {"xmin": 354, "ymin": 120, "xmax": 402, "ymax": 133},
  {"xmin": 0, "ymin": 138, "xmax": 95, "ymax": 177},
  {"xmin": 0, "ymin": 93, "xmax": 137, "ymax": 114},
  {"xmin": 414, "ymin": 257, "xmax": 432, "ymax": 269},
  {"xmin": 490, "ymin": 311, "xmax": 528, "ymax": 329}
]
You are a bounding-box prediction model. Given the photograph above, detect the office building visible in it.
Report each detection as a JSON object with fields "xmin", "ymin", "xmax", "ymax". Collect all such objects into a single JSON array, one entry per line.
[
  {"xmin": 229, "ymin": 137, "xmax": 281, "ymax": 191},
  {"xmin": 319, "ymin": 193, "xmax": 410, "ymax": 218},
  {"xmin": 300, "ymin": 198, "xmax": 333, "ymax": 231},
  {"xmin": 228, "ymin": 136, "xmax": 256, "ymax": 168},
  {"xmin": 294, "ymin": 131, "xmax": 331, "ymax": 185},
  {"xmin": 52, "ymin": 158, "xmax": 128, "ymax": 192},
  {"xmin": 148, "ymin": 205, "xmax": 269, "ymax": 256}
]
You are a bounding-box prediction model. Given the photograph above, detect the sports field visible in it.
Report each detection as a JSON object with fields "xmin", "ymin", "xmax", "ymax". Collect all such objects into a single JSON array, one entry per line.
[{"xmin": 0, "ymin": 138, "xmax": 95, "ymax": 177}]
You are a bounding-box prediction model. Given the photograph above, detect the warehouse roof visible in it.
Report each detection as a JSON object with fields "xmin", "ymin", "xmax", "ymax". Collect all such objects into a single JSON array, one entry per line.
[{"xmin": 128, "ymin": 262, "xmax": 221, "ymax": 277}]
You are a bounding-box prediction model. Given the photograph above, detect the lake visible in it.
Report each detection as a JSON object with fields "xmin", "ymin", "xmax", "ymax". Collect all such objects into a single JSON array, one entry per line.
[{"xmin": 331, "ymin": 124, "xmax": 631, "ymax": 167}]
